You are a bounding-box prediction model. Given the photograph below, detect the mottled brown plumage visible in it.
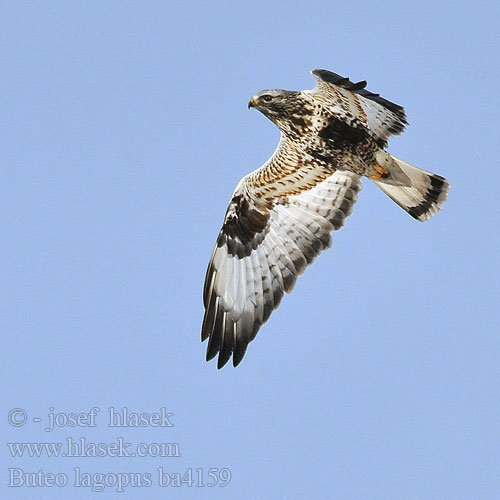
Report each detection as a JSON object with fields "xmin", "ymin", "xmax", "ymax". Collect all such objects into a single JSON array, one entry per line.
[{"xmin": 202, "ymin": 69, "xmax": 449, "ymax": 368}]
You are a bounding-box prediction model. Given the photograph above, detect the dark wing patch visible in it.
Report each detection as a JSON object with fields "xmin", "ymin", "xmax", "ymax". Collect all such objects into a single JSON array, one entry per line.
[{"xmin": 318, "ymin": 116, "xmax": 371, "ymax": 147}]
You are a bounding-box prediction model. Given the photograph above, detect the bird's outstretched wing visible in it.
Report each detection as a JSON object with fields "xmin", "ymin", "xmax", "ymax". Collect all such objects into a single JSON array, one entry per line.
[
  {"xmin": 311, "ymin": 69, "xmax": 408, "ymax": 145},
  {"xmin": 202, "ymin": 150, "xmax": 362, "ymax": 368}
]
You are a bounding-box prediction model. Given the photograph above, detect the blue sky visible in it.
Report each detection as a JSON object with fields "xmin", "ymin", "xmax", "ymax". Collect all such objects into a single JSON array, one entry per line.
[{"xmin": 2, "ymin": 1, "xmax": 500, "ymax": 499}]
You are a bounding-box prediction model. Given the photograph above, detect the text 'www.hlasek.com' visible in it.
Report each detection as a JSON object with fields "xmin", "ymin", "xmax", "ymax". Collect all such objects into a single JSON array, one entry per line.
[{"xmin": 6, "ymin": 407, "xmax": 232, "ymax": 492}]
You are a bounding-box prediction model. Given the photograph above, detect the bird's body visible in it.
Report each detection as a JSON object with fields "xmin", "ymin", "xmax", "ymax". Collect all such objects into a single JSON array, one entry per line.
[{"xmin": 202, "ymin": 70, "xmax": 449, "ymax": 368}]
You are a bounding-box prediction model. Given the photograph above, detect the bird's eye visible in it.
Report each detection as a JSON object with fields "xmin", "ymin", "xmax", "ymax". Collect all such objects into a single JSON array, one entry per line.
[{"xmin": 261, "ymin": 95, "xmax": 273, "ymax": 103}]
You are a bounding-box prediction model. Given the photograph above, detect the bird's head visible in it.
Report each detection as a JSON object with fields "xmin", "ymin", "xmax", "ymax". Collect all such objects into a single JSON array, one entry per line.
[{"xmin": 248, "ymin": 89, "xmax": 302, "ymax": 127}]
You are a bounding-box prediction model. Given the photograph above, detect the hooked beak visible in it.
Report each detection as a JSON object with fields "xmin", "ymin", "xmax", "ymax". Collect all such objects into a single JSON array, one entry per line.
[{"xmin": 248, "ymin": 97, "xmax": 256, "ymax": 109}]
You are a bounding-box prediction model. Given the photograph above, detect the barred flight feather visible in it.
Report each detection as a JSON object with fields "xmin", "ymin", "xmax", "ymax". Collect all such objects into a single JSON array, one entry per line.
[{"xmin": 202, "ymin": 171, "xmax": 362, "ymax": 368}]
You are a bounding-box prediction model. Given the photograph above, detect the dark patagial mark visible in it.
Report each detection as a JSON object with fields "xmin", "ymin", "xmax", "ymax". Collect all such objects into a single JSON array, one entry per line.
[{"xmin": 221, "ymin": 195, "xmax": 269, "ymax": 251}]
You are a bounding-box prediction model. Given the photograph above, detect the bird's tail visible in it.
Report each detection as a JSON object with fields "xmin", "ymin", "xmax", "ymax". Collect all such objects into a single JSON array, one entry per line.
[{"xmin": 371, "ymin": 155, "xmax": 449, "ymax": 221}]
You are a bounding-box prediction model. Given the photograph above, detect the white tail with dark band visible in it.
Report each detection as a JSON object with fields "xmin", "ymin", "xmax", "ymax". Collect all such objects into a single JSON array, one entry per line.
[{"xmin": 371, "ymin": 156, "xmax": 450, "ymax": 221}]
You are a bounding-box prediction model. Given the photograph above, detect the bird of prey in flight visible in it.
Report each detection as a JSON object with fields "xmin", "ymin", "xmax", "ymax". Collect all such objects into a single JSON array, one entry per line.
[{"xmin": 202, "ymin": 69, "xmax": 449, "ymax": 368}]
